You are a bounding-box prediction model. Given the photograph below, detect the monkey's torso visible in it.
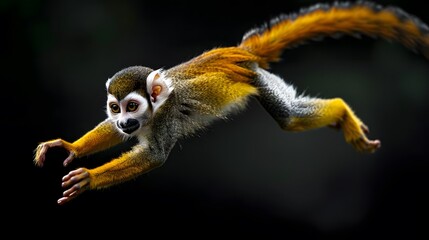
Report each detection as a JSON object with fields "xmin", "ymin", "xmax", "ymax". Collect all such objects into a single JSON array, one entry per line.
[{"xmin": 160, "ymin": 48, "xmax": 260, "ymax": 136}]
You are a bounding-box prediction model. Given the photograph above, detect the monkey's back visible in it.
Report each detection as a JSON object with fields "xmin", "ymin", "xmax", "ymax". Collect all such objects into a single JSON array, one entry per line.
[{"xmin": 166, "ymin": 47, "xmax": 261, "ymax": 118}]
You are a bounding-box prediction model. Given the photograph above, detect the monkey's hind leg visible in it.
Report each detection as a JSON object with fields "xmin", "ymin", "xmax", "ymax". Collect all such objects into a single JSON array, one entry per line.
[{"xmin": 253, "ymin": 68, "xmax": 380, "ymax": 153}]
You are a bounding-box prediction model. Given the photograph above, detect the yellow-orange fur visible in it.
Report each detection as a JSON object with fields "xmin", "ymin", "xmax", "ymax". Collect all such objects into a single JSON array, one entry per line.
[
  {"xmin": 169, "ymin": 47, "xmax": 260, "ymax": 113},
  {"xmin": 87, "ymin": 145, "xmax": 155, "ymax": 189},
  {"xmin": 34, "ymin": 121, "xmax": 122, "ymax": 167},
  {"xmin": 171, "ymin": 47, "xmax": 259, "ymax": 81},
  {"xmin": 239, "ymin": 5, "xmax": 429, "ymax": 68},
  {"xmin": 71, "ymin": 121, "xmax": 123, "ymax": 157}
]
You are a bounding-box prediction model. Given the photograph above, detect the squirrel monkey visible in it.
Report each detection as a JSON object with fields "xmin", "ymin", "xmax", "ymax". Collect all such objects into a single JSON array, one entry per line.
[{"xmin": 34, "ymin": 1, "xmax": 429, "ymax": 205}]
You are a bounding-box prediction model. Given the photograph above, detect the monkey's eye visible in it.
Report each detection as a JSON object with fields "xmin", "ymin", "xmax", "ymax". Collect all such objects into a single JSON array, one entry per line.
[
  {"xmin": 110, "ymin": 103, "xmax": 120, "ymax": 113},
  {"xmin": 127, "ymin": 101, "xmax": 139, "ymax": 112}
]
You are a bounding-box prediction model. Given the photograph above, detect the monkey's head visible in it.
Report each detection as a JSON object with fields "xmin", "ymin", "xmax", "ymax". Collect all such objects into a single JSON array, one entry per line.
[{"xmin": 105, "ymin": 66, "xmax": 173, "ymax": 136}]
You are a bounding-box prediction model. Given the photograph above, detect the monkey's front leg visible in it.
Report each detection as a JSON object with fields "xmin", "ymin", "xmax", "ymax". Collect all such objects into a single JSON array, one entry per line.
[
  {"xmin": 58, "ymin": 145, "xmax": 165, "ymax": 205},
  {"xmin": 34, "ymin": 119, "xmax": 123, "ymax": 167}
]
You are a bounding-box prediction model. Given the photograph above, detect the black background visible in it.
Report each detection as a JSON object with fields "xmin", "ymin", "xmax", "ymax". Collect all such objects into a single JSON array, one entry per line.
[{"xmin": 4, "ymin": 0, "xmax": 428, "ymax": 238}]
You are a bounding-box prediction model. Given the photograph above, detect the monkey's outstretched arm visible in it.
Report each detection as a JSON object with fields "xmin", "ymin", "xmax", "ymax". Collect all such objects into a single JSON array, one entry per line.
[
  {"xmin": 254, "ymin": 67, "xmax": 380, "ymax": 153},
  {"xmin": 57, "ymin": 144, "xmax": 166, "ymax": 205},
  {"xmin": 34, "ymin": 119, "xmax": 123, "ymax": 167},
  {"xmin": 57, "ymin": 126, "xmax": 176, "ymax": 205}
]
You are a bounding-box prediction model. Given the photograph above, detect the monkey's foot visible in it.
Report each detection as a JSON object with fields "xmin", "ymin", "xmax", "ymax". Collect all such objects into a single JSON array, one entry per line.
[{"xmin": 347, "ymin": 124, "xmax": 381, "ymax": 153}]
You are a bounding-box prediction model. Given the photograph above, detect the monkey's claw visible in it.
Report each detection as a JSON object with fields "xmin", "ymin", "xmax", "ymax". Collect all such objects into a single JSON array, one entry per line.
[{"xmin": 361, "ymin": 124, "xmax": 370, "ymax": 134}]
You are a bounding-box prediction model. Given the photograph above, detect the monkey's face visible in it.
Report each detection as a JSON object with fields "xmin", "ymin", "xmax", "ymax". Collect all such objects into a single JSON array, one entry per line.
[
  {"xmin": 106, "ymin": 92, "xmax": 151, "ymax": 136},
  {"xmin": 105, "ymin": 66, "xmax": 173, "ymax": 137},
  {"xmin": 105, "ymin": 66, "xmax": 153, "ymax": 136}
]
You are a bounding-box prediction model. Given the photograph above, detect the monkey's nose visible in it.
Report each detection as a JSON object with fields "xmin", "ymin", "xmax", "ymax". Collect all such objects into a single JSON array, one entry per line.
[{"xmin": 118, "ymin": 119, "xmax": 140, "ymax": 134}]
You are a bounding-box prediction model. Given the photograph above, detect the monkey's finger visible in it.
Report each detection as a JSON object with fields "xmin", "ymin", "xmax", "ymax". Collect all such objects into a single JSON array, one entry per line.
[
  {"xmin": 58, "ymin": 180, "xmax": 90, "ymax": 205},
  {"xmin": 62, "ymin": 182, "xmax": 86, "ymax": 197},
  {"xmin": 361, "ymin": 124, "xmax": 370, "ymax": 134},
  {"xmin": 57, "ymin": 196, "xmax": 72, "ymax": 205},
  {"xmin": 62, "ymin": 168, "xmax": 86, "ymax": 181},
  {"xmin": 63, "ymin": 151, "xmax": 76, "ymax": 167},
  {"xmin": 62, "ymin": 168, "xmax": 89, "ymax": 188},
  {"xmin": 362, "ymin": 139, "xmax": 381, "ymax": 153},
  {"xmin": 62, "ymin": 178, "xmax": 90, "ymax": 200},
  {"xmin": 57, "ymin": 189, "xmax": 83, "ymax": 205}
]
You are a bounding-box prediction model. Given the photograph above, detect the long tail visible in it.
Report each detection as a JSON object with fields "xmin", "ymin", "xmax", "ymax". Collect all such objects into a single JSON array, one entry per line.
[{"xmin": 238, "ymin": 1, "xmax": 429, "ymax": 68}]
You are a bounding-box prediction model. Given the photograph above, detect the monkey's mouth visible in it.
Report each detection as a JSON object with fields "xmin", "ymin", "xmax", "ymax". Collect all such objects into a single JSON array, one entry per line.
[
  {"xmin": 121, "ymin": 125, "xmax": 139, "ymax": 134},
  {"xmin": 117, "ymin": 120, "xmax": 140, "ymax": 135}
]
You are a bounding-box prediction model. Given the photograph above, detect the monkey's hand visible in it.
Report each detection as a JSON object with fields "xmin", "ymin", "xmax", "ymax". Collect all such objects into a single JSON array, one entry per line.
[
  {"xmin": 34, "ymin": 139, "xmax": 76, "ymax": 167},
  {"xmin": 34, "ymin": 120, "xmax": 124, "ymax": 167},
  {"xmin": 58, "ymin": 168, "xmax": 90, "ymax": 205}
]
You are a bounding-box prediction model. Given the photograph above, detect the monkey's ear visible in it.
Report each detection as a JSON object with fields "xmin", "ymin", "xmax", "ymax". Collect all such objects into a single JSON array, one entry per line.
[{"xmin": 146, "ymin": 69, "xmax": 174, "ymax": 114}]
